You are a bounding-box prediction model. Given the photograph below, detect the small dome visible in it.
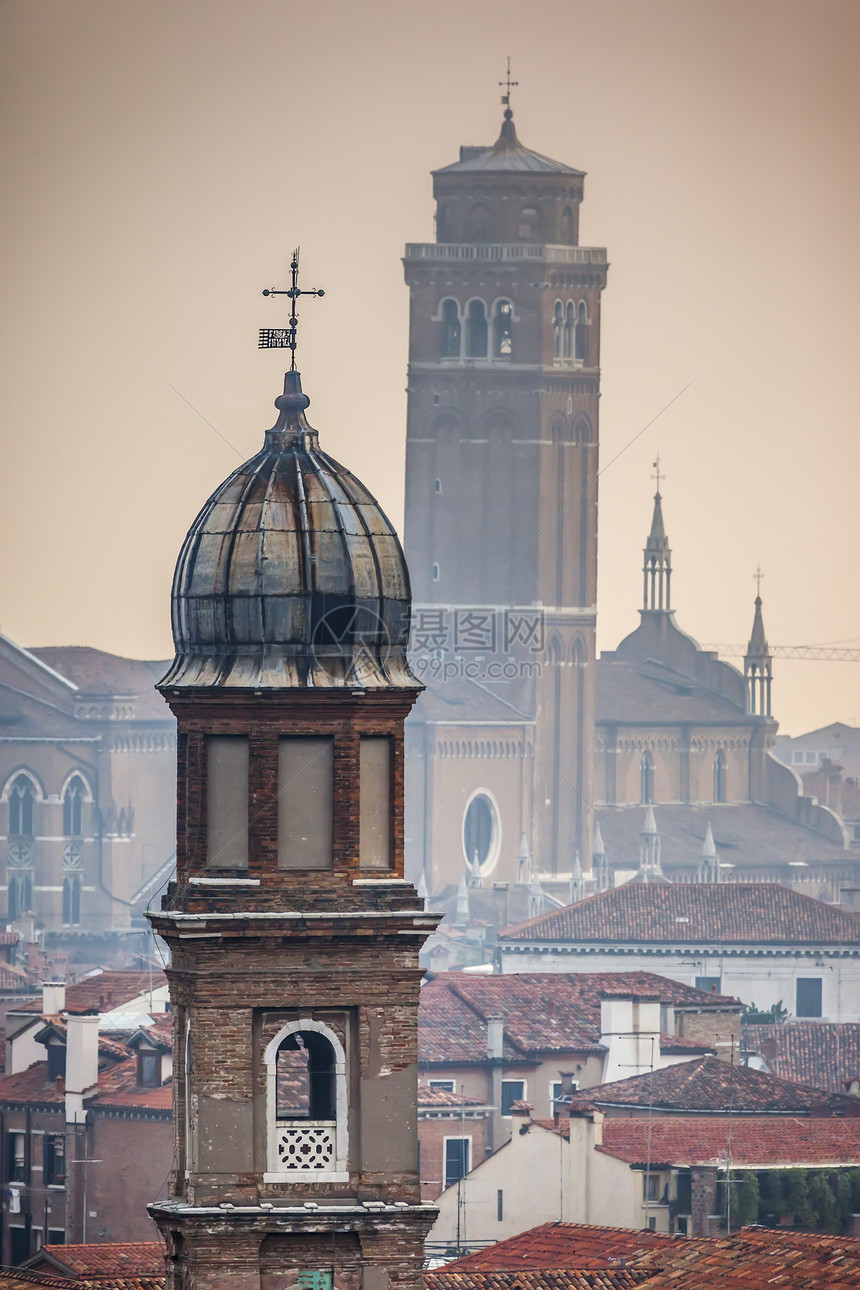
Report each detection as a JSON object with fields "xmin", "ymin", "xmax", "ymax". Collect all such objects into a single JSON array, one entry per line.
[{"xmin": 159, "ymin": 372, "xmax": 416, "ymax": 690}]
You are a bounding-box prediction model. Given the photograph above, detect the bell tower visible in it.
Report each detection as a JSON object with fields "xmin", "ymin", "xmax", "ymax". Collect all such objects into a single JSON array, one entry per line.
[
  {"xmin": 148, "ymin": 365, "xmax": 438, "ymax": 1290},
  {"xmin": 403, "ymin": 102, "xmax": 608, "ymax": 885}
]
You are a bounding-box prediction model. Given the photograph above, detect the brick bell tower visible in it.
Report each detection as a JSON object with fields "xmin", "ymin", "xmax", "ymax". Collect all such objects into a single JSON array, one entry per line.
[
  {"xmin": 148, "ymin": 364, "xmax": 439, "ymax": 1290},
  {"xmin": 403, "ymin": 102, "xmax": 608, "ymax": 883}
]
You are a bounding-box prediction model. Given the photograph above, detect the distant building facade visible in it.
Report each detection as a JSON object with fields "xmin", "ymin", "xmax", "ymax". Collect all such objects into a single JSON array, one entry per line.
[{"xmin": 0, "ymin": 635, "xmax": 175, "ymax": 964}]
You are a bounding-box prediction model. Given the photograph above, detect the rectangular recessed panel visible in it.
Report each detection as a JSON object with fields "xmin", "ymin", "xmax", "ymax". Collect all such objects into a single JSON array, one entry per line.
[
  {"xmin": 278, "ymin": 738, "xmax": 333, "ymax": 869},
  {"xmin": 206, "ymin": 736, "xmax": 249, "ymax": 869},
  {"xmin": 360, "ymin": 737, "xmax": 390, "ymax": 869}
]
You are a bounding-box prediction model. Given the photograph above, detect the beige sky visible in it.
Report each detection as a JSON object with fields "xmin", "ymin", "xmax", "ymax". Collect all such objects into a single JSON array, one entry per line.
[{"xmin": 1, "ymin": 0, "xmax": 858, "ymax": 735}]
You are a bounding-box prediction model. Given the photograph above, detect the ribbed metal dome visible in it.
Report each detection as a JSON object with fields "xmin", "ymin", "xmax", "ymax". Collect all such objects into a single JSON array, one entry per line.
[{"xmin": 159, "ymin": 372, "xmax": 416, "ymax": 690}]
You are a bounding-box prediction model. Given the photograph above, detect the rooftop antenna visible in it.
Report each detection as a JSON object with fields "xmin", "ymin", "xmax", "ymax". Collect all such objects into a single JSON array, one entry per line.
[
  {"xmin": 498, "ymin": 56, "xmax": 518, "ymax": 108},
  {"xmin": 260, "ymin": 248, "xmax": 325, "ymax": 370}
]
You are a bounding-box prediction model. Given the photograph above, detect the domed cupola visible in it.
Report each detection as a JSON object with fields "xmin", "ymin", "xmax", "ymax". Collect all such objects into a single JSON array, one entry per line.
[{"xmin": 159, "ymin": 370, "xmax": 415, "ymax": 690}]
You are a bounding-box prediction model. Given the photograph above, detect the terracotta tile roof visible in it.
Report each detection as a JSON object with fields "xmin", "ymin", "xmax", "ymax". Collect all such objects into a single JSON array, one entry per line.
[
  {"xmin": 425, "ymin": 1270, "xmax": 649, "ymax": 1290},
  {"xmin": 598, "ymin": 1115, "xmax": 860, "ymax": 1165},
  {"xmin": 437, "ymin": 1220, "xmax": 860, "ymax": 1289},
  {"xmin": 565, "ymin": 1054, "xmax": 857, "ymax": 1115},
  {"xmin": 30, "ymin": 1245, "xmax": 164, "ymax": 1277},
  {"xmin": 419, "ymin": 972, "xmax": 739, "ymax": 1065},
  {"xmin": 11, "ymin": 972, "xmax": 168, "ymax": 1017},
  {"xmin": 418, "ymin": 1084, "xmax": 491, "ymax": 1109},
  {"xmin": 442, "ymin": 1222, "xmax": 673, "ymax": 1270},
  {"xmin": 633, "ymin": 1231, "xmax": 860, "ymax": 1287},
  {"xmin": 743, "ymin": 1022, "xmax": 860, "ymax": 1092},
  {"xmin": 0, "ymin": 1057, "xmax": 171, "ymax": 1113},
  {"xmin": 500, "ymin": 883, "xmax": 860, "ymax": 946}
]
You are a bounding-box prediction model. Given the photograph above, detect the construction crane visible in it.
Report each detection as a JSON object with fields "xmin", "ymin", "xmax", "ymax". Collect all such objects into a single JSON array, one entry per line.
[{"xmin": 702, "ymin": 644, "xmax": 860, "ymax": 661}]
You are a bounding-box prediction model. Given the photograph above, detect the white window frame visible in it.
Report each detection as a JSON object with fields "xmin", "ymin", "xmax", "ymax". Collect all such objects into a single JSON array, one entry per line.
[
  {"xmin": 500, "ymin": 1078, "xmax": 526, "ymax": 1117},
  {"xmin": 428, "ymin": 1079, "xmax": 455, "ymax": 1093},
  {"xmin": 263, "ymin": 1018, "xmax": 348, "ymax": 1183}
]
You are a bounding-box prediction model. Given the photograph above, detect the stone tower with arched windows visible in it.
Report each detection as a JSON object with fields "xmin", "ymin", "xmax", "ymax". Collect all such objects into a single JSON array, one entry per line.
[
  {"xmin": 403, "ymin": 107, "xmax": 608, "ymax": 895},
  {"xmin": 147, "ymin": 370, "xmax": 438, "ymax": 1290}
]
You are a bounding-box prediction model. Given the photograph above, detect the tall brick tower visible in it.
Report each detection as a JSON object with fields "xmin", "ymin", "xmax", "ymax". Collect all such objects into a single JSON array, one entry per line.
[
  {"xmin": 148, "ymin": 367, "xmax": 438, "ymax": 1290},
  {"xmin": 403, "ymin": 104, "xmax": 608, "ymax": 890}
]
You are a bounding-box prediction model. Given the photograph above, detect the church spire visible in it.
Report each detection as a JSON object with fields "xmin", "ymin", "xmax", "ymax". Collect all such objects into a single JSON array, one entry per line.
[
  {"xmin": 642, "ymin": 459, "xmax": 672, "ymax": 612},
  {"xmin": 744, "ymin": 568, "xmax": 772, "ymax": 717}
]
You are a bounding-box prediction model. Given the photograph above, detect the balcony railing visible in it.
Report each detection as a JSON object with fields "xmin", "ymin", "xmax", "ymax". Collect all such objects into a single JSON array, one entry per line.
[
  {"xmin": 273, "ymin": 1121, "xmax": 336, "ymax": 1171},
  {"xmin": 403, "ymin": 243, "xmax": 607, "ymax": 265}
]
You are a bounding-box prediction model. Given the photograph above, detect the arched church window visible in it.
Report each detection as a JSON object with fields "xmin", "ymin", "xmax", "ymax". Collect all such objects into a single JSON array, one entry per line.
[
  {"xmin": 713, "ymin": 749, "xmax": 727, "ymax": 804},
  {"xmin": 561, "ymin": 205, "xmax": 575, "ymax": 243},
  {"xmin": 517, "ymin": 206, "xmax": 541, "ymax": 240},
  {"xmin": 440, "ymin": 299, "xmax": 461, "ymax": 359},
  {"xmin": 264, "ymin": 1020, "xmax": 348, "ymax": 1180},
  {"xmin": 8, "ymin": 872, "xmax": 32, "ymax": 921},
  {"xmin": 640, "ymin": 751, "xmax": 654, "ymax": 805},
  {"xmin": 8, "ymin": 775, "xmax": 35, "ymax": 837},
  {"xmin": 575, "ymin": 301, "xmax": 588, "ymax": 363},
  {"xmin": 492, "ymin": 300, "xmax": 513, "ymax": 358},
  {"xmin": 553, "ymin": 302, "xmax": 564, "ymax": 359},
  {"xmin": 63, "ymin": 775, "xmax": 87, "ymax": 837},
  {"xmin": 465, "ymin": 300, "xmax": 488, "ymax": 359},
  {"xmin": 563, "ymin": 301, "xmax": 575, "ymax": 360},
  {"xmin": 62, "ymin": 875, "xmax": 81, "ymax": 927}
]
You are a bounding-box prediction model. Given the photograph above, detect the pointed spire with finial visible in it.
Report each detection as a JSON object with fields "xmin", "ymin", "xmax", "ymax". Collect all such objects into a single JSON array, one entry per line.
[
  {"xmin": 699, "ymin": 823, "xmax": 719, "ymax": 884},
  {"xmin": 569, "ymin": 851, "xmax": 583, "ymax": 905},
  {"xmin": 643, "ymin": 457, "xmax": 672, "ymax": 612},
  {"xmin": 744, "ymin": 566, "xmax": 773, "ymax": 717},
  {"xmin": 417, "ymin": 870, "xmax": 429, "ymax": 910},
  {"xmin": 455, "ymin": 871, "xmax": 471, "ymax": 928},
  {"xmin": 636, "ymin": 805, "xmax": 667, "ymax": 882},
  {"xmin": 516, "ymin": 832, "xmax": 532, "ymax": 885},
  {"xmin": 593, "ymin": 821, "xmax": 610, "ymax": 892}
]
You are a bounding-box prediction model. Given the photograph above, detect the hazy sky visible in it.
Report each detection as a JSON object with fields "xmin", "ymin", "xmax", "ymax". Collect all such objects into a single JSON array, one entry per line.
[{"xmin": 2, "ymin": 0, "xmax": 858, "ymax": 735}]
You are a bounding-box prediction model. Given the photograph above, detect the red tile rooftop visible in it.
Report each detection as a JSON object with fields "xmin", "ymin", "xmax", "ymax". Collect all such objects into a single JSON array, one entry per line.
[
  {"xmin": 28, "ymin": 1244, "xmax": 164, "ymax": 1277},
  {"xmin": 564, "ymin": 1055, "xmax": 858, "ymax": 1115},
  {"xmin": 442, "ymin": 1222, "xmax": 673, "ymax": 1271},
  {"xmin": 598, "ymin": 1115, "xmax": 860, "ymax": 1166},
  {"xmin": 418, "ymin": 1084, "xmax": 492, "ymax": 1109},
  {"xmin": 743, "ymin": 1022, "xmax": 860, "ymax": 1093},
  {"xmin": 499, "ymin": 882, "xmax": 860, "ymax": 946},
  {"xmin": 419, "ymin": 972, "xmax": 738, "ymax": 1065}
]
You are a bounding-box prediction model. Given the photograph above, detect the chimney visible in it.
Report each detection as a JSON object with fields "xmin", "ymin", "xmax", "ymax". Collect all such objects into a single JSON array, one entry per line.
[
  {"xmin": 41, "ymin": 981, "xmax": 66, "ymax": 1015},
  {"xmin": 65, "ymin": 1014, "xmax": 100, "ymax": 1124},
  {"xmin": 487, "ymin": 1015, "xmax": 504, "ymax": 1061}
]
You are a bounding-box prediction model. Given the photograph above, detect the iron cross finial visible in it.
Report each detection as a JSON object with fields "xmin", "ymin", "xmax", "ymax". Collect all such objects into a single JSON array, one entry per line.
[
  {"xmin": 260, "ymin": 248, "xmax": 325, "ymax": 370},
  {"xmin": 499, "ymin": 56, "xmax": 518, "ymax": 108},
  {"xmin": 754, "ymin": 564, "xmax": 765, "ymax": 596},
  {"xmin": 651, "ymin": 455, "xmax": 664, "ymax": 493}
]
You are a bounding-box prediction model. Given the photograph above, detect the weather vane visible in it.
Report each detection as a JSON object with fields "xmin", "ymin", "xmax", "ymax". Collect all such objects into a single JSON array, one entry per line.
[
  {"xmin": 651, "ymin": 455, "xmax": 664, "ymax": 493},
  {"xmin": 499, "ymin": 56, "xmax": 518, "ymax": 108},
  {"xmin": 259, "ymin": 249, "xmax": 325, "ymax": 370}
]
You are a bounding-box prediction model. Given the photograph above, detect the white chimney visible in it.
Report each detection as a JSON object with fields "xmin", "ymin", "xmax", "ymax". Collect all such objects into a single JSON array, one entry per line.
[
  {"xmin": 41, "ymin": 981, "xmax": 66, "ymax": 1015},
  {"xmin": 487, "ymin": 1015, "xmax": 504, "ymax": 1061},
  {"xmin": 65, "ymin": 1014, "xmax": 100, "ymax": 1124}
]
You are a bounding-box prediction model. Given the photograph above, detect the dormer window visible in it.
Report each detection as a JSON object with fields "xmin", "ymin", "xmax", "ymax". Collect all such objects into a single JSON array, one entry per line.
[
  {"xmin": 138, "ymin": 1049, "xmax": 161, "ymax": 1088},
  {"xmin": 46, "ymin": 1041, "xmax": 66, "ymax": 1082}
]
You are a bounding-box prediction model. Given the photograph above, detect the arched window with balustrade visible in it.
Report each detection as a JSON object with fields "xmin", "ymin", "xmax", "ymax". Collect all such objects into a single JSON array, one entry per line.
[
  {"xmin": 440, "ymin": 298, "xmax": 461, "ymax": 359},
  {"xmin": 264, "ymin": 1019, "xmax": 348, "ymax": 1182},
  {"xmin": 553, "ymin": 301, "xmax": 564, "ymax": 359},
  {"xmin": 575, "ymin": 301, "xmax": 588, "ymax": 362},
  {"xmin": 465, "ymin": 300, "xmax": 488, "ymax": 359},
  {"xmin": 492, "ymin": 299, "xmax": 513, "ymax": 358},
  {"xmin": 564, "ymin": 301, "xmax": 575, "ymax": 359}
]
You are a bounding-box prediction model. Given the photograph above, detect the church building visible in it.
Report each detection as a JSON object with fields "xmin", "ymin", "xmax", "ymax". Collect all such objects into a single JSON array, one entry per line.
[{"xmin": 147, "ymin": 355, "xmax": 438, "ymax": 1289}]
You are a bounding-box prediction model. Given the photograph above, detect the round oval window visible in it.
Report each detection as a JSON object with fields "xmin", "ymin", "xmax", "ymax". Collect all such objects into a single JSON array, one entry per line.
[{"xmin": 462, "ymin": 792, "xmax": 500, "ymax": 877}]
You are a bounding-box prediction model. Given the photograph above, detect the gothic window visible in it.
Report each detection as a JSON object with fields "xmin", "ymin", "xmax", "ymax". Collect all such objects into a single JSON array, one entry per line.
[
  {"xmin": 265, "ymin": 1020, "xmax": 348, "ymax": 1180},
  {"xmin": 8, "ymin": 775, "xmax": 35, "ymax": 836},
  {"xmin": 640, "ymin": 751, "xmax": 655, "ymax": 805},
  {"xmin": 713, "ymin": 749, "xmax": 727, "ymax": 804},
  {"xmin": 517, "ymin": 206, "xmax": 541, "ymax": 240},
  {"xmin": 563, "ymin": 301, "xmax": 575, "ymax": 359},
  {"xmin": 575, "ymin": 301, "xmax": 588, "ymax": 362},
  {"xmin": 492, "ymin": 299, "xmax": 513, "ymax": 358},
  {"xmin": 465, "ymin": 300, "xmax": 488, "ymax": 359},
  {"xmin": 63, "ymin": 775, "xmax": 87, "ymax": 837},
  {"xmin": 8, "ymin": 872, "xmax": 32, "ymax": 921},
  {"xmin": 62, "ymin": 875, "xmax": 81, "ymax": 926},
  {"xmin": 440, "ymin": 298, "xmax": 461, "ymax": 359},
  {"xmin": 553, "ymin": 302, "xmax": 564, "ymax": 359}
]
